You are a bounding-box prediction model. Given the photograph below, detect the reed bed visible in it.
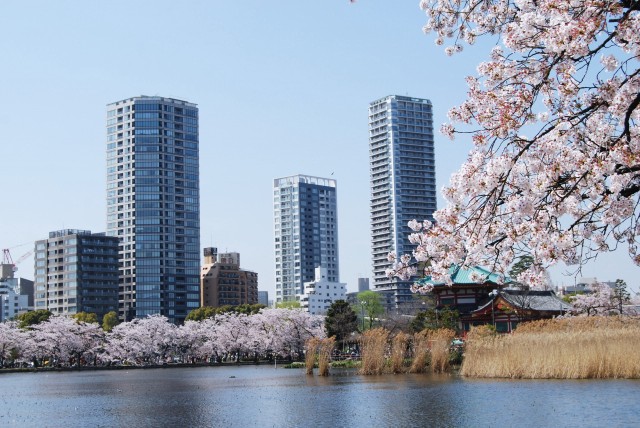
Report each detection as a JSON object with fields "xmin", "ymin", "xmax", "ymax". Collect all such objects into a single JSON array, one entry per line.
[
  {"xmin": 428, "ymin": 329, "xmax": 456, "ymax": 373},
  {"xmin": 461, "ymin": 316, "xmax": 640, "ymax": 379},
  {"xmin": 390, "ymin": 332, "xmax": 409, "ymax": 374},
  {"xmin": 409, "ymin": 330, "xmax": 430, "ymax": 373},
  {"xmin": 317, "ymin": 337, "xmax": 335, "ymax": 377},
  {"xmin": 359, "ymin": 328, "xmax": 389, "ymax": 375},
  {"xmin": 304, "ymin": 338, "xmax": 319, "ymax": 375},
  {"xmin": 409, "ymin": 329, "xmax": 456, "ymax": 373}
]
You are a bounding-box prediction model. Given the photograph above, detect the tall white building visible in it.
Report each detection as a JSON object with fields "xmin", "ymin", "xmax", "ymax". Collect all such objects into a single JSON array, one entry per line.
[
  {"xmin": 273, "ymin": 175, "xmax": 339, "ymax": 303},
  {"xmin": 369, "ymin": 95, "xmax": 436, "ymax": 312},
  {"xmin": 106, "ymin": 96, "xmax": 200, "ymax": 323}
]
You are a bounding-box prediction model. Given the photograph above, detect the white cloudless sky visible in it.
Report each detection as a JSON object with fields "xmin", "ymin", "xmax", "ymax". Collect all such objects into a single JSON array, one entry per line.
[{"xmin": 1, "ymin": 0, "xmax": 637, "ymax": 296}]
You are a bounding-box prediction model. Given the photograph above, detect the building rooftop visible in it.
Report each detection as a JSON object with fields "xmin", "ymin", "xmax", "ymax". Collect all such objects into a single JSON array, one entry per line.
[
  {"xmin": 417, "ymin": 265, "xmax": 510, "ymax": 287},
  {"xmin": 369, "ymin": 95, "xmax": 432, "ymax": 105},
  {"xmin": 273, "ymin": 174, "xmax": 336, "ymax": 188},
  {"xmin": 475, "ymin": 290, "xmax": 571, "ymax": 313},
  {"xmin": 107, "ymin": 95, "xmax": 197, "ymax": 108},
  {"xmin": 48, "ymin": 229, "xmax": 92, "ymax": 238}
]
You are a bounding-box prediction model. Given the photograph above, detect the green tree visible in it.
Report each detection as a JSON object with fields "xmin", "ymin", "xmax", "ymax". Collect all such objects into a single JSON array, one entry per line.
[
  {"xmin": 16, "ymin": 309, "xmax": 52, "ymax": 329},
  {"xmin": 233, "ymin": 304, "xmax": 266, "ymax": 315},
  {"xmin": 612, "ymin": 279, "xmax": 631, "ymax": 315},
  {"xmin": 276, "ymin": 301, "xmax": 301, "ymax": 309},
  {"xmin": 102, "ymin": 311, "xmax": 120, "ymax": 332},
  {"xmin": 508, "ymin": 255, "xmax": 534, "ymax": 282},
  {"xmin": 325, "ymin": 300, "xmax": 358, "ymax": 343},
  {"xmin": 185, "ymin": 306, "xmax": 218, "ymax": 322},
  {"xmin": 186, "ymin": 304, "xmax": 268, "ymax": 322},
  {"xmin": 410, "ymin": 307, "xmax": 459, "ymax": 333},
  {"xmin": 357, "ymin": 290, "xmax": 383, "ymax": 330},
  {"xmin": 73, "ymin": 312, "xmax": 98, "ymax": 324}
]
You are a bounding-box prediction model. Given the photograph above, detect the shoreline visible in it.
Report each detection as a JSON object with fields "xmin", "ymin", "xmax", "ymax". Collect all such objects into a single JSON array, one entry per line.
[{"xmin": 0, "ymin": 360, "xmax": 283, "ymax": 375}]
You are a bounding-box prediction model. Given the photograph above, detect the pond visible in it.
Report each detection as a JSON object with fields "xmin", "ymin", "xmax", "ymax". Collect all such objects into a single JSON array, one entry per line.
[{"xmin": 1, "ymin": 365, "xmax": 638, "ymax": 427}]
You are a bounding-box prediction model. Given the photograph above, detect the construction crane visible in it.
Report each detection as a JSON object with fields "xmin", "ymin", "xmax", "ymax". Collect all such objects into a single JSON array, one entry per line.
[{"xmin": 2, "ymin": 248, "xmax": 33, "ymax": 274}]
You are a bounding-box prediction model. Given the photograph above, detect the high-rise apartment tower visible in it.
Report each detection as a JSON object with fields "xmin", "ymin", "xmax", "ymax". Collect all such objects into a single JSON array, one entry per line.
[
  {"xmin": 106, "ymin": 96, "xmax": 200, "ymax": 323},
  {"xmin": 273, "ymin": 175, "xmax": 339, "ymax": 304},
  {"xmin": 369, "ymin": 95, "xmax": 436, "ymax": 311}
]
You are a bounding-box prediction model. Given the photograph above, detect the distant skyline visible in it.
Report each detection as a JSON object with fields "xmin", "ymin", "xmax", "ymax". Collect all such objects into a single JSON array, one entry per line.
[{"xmin": 2, "ymin": 1, "xmax": 637, "ymax": 298}]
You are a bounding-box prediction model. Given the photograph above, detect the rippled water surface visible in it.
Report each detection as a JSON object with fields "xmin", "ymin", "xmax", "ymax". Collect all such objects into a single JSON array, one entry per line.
[{"xmin": 1, "ymin": 366, "xmax": 638, "ymax": 427}]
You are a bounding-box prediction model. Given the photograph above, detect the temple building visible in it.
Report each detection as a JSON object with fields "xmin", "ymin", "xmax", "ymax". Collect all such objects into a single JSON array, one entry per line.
[{"xmin": 419, "ymin": 266, "xmax": 569, "ymax": 333}]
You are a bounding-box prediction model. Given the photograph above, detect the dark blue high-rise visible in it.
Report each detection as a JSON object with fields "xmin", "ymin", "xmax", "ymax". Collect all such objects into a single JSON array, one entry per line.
[{"xmin": 106, "ymin": 96, "xmax": 200, "ymax": 323}]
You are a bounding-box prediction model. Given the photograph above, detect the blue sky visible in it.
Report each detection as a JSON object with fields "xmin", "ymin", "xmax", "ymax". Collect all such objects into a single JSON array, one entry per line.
[{"xmin": 1, "ymin": 1, "xmax": 636, "ymax": 296}]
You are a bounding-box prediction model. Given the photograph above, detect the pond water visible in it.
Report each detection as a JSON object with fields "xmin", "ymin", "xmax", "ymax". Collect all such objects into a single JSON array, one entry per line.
[{"xmin": 1, "ymin": 365, "xmax": 638, "ymax": 427}]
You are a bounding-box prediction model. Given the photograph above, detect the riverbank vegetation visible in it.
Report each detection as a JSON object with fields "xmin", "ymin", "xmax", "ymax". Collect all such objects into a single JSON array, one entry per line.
[
  {"xmin": 354, "ymin": 327, "xmax": 459, "ymax": 375},
  {"xmin": 461, "ymin": 317, "xmax": 640, "ymax": 379}
]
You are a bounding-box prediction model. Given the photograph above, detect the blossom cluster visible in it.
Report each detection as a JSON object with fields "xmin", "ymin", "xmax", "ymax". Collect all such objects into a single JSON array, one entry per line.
[
  {"xmin": 391, "ymin": 1, "xmax": 640, "ymax": 291},
  {"xmin": 0, "ymin": 309, "xmax": 325, "ymax": 368},
  {"xmin": 570, "ymin": 282, "xmax": 614, "ymax": 316}
]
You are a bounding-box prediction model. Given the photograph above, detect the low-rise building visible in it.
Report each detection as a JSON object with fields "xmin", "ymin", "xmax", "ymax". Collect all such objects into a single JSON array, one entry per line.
[
  {"xmin": 34, "ymin": 229, "xmax": 119, "ymax": 320},
  {"xmin": 299, "ymin": 267, "xmax": 346, "ymax": 315},
  {"xmin": 557, "ymin": 278, "xmax": 617, "ymax": 296},
  {"xmin": 0, "ymin": 272, "xmax": 32, "ymax": 322},
  {"xmin": 200, "ymin": 247, "xmax": 258, "ymax": 307}
]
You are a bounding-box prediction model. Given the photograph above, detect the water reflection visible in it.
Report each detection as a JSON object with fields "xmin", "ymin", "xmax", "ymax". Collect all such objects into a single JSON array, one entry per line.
[{"xmin": 0, "ymin": 366, "xmax": 639, "ymax": 427}]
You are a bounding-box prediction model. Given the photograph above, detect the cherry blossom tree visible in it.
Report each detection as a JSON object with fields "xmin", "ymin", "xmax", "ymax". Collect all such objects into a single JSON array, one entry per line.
[
  {"xmin": 571, "ymin": 282, "xmax": 615, "ymax": 316},
  {"xmin": 389, "ymin": 0, "xmax": 640, "ymax": 291},
  {"xmin": 103, "ymin": 315, "xmax": 178, "ymax": 365},
  {"xmin": 271, "ymin": 308, "xmax": 326, "ymax": 358},
  {"xmin": 247, "ymin": 308, "xmax": 325, "ymax": 359},
  {"xmin": 22, "ymin": 316, "xmax": 104, "ymax": 367},
  {"xmin": 177, "ymin": 320, "xmax": 215, "ymax": 363},
  {"xmin": 0, "ymin": 321, "xmax": 23, "ymax": 367},
  {"xmin": 212, "ymin": 312, "xmax": 253, "ymax": 361},
  {"xmin": 0, "ymin": 309, "xmax": 327, "ymax": 368},
  {"xmin": 194, "ymin": 317, "xmax": 227, "ymax": 361}
]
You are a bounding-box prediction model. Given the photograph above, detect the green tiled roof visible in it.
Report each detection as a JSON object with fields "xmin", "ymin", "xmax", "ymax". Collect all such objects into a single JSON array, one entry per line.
[{"xmin": 417, "ymin": 265, "xmax": 510, "ymax": 287}]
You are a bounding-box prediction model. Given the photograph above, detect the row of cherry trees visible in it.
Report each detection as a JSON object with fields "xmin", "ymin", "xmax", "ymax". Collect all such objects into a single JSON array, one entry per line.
[{"xmin": 0, "ymin": 309, "xmax": 325, "ymax": 369}]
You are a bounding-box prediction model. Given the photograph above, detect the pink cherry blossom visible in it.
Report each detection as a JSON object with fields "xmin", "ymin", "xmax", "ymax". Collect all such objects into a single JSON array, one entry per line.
[
  {"xmin": 571, "ymin": 282, "xmax": 615, "ymax": 316},
  {"xmin": 390, "ymin": 0, "xmax": 640, "ymax": 292}
]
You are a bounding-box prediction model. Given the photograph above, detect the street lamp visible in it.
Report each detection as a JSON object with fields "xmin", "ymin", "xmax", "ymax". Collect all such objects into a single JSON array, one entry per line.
[{"xmin": 489, "ymin": 289, "xmax": 499, "ymax": 328}]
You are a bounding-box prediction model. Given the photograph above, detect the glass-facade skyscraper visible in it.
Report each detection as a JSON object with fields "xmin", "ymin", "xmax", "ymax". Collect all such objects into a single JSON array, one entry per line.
[
  {"xmin": 106, "ymin": 96, "xmax": 200, "ymax": 324},
  {"xmin": 369, "ymin": 95, "xmax": 436, "ymax": 311},
  {"xmin": 273, "ymin": 175, "xmax": 339, "ymax": 304}
]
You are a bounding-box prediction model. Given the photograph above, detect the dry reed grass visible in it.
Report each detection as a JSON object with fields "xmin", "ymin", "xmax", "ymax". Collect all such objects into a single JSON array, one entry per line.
[
  {"xmin": 305, "ymin": 338, "xmax": 319, "ymax": 375},
  {"xmin": 429, "ymin": 329, "xmax": 456, "ymax": 373},
  {"xmin": 359, "ymin": 328, "xmax": 389, "ymax": 375},
  {"xmin": 317, "ymin": 337, "xmax": 335, "ymax": 376},
  {"xmin": 461, "ymin": 316, "xmax": 640, "ymax": 379},
  {"xmin": 409, "ymin": 330, "xmax": 431, "ymax": 373},
  {"xmin": 408, "ymin": 328, "xmax": 456, "ymax": 373},
  {"xmin": 390, "ymin": 333, "xmax": 409, "ymax": 374}
]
